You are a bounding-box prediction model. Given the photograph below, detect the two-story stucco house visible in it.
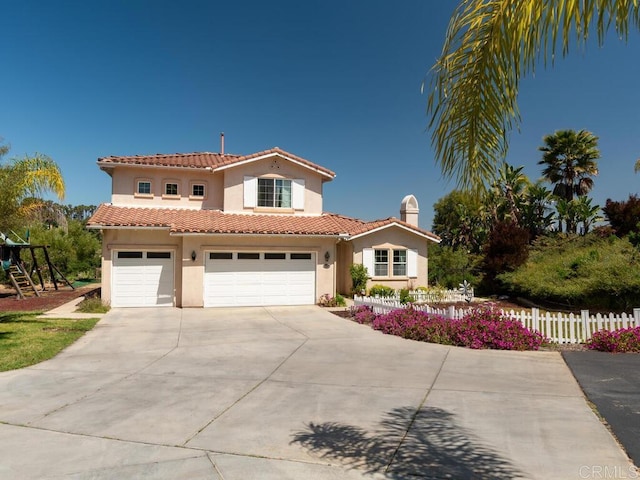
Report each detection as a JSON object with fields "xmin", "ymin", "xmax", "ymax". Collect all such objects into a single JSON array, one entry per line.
[{"xmin": 87, "ymin": 146, "xmax": 440, "ymax": 307}]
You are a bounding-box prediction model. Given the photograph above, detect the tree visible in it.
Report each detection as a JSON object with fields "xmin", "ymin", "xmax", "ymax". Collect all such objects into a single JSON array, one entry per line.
[
  {"xmin": 481, "ymin": 220, "xmax": 530, "ymax": 293},
  {"xmin": 28, "ymin": 220, "xmax": 101, "ymax": 279},
  {"xmin": 520, "ymin": 182, "xmax": 555, "ymax": 239},
  {"xmin": 426, "ymin": 1, "xmax": 639, "ymax": 190},
  {"xmin": 489, "ymin": 163, "xmax": 530, "ymax": 225},
  {"xmin": 428, "ymin": 243, "xmax": 480, "ymax": 289},
  {"xmin": 603, "ymin": 195, "xmax": 640, "ymax": 237},
  {"xmin": 432, "ymin": 190, "xmax": 487, "ymax": 253},
  {"xmin": 0, "ymin": 141, "xmax": 65, "ymax": 232},
  {"xmin": 573, "ymin": 196, "xmax": 602, "ymax": 235},
  {"xmin": 538, "ymin": 129, "xmax": 599, "ymax": 203}
]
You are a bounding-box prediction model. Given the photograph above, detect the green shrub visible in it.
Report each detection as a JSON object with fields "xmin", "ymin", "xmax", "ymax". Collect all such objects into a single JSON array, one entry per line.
[
  {"xmin": 368, "ymin": 284, "xmax": 395, "ymax": 298},
  {"xmin": 498, "ymin": 234, "xmax": 640, "ymax": 310},
  {"xmin": 75, "ymin": 297, "xmax": 110, "ymax": 314},
  {"xmin": 349, "ymin": 263, "xmax": 368, "ymax": 294},
  {"xmin": 399, "ymin": 288, "xmax": 414, "ymax": 304},
  {"xmin": 428, "ymin": 244, "xmax": 481, "ymax": 289},
  {"xmin": 318, "ymin": 294, "xmax": 346, "ymax": 307}
]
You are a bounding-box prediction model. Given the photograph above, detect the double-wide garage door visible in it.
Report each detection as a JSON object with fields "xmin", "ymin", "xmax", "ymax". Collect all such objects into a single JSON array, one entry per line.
[
  {"xmin": 204, "ymin": 252, "xmax": 315, "ymax": 307},
  {"xmin": 112, "ymin": 251, "xmax": 174, "ymax": 307}
]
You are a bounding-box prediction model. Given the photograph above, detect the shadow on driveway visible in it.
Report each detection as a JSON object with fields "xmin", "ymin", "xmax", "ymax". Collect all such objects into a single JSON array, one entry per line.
[
  {"xmin": 563, "ymin": 351, "xmax": 640, "ymax": 468},
  {"xmin": 291, "ymin": 405, "xmax": 524, "ymax": 479}
]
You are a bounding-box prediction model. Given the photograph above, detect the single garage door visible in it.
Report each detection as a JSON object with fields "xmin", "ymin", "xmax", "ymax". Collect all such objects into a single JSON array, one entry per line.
[
  {"xmin": 204, "ymin": 252, "xmax": 315, "ymax": 307},
  {"xmin": 112, "ymin": 251, "xmax": 174, "ymax": 307}
]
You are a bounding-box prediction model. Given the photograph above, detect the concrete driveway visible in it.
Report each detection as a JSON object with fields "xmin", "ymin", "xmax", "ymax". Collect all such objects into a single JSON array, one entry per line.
[{"xmin": 0, "ymin": 306, "xmax": 634, "ymax": 479}]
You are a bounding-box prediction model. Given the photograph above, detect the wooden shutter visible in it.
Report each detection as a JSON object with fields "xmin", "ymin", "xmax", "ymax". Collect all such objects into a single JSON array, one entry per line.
[
  {"xmin": 244, "ymin": 176, "xmax": 257, "ymax": 208},
  {"xmin": 292, "ymin": 179, "xmax": 305, "ymax": 210},
  {"xmin": 362, "ymin": 248, "xmax": 374, "ymax": 277},
  {"xmin": 407, "ymin": 248, "xmax": 418, "ymax": 277}
]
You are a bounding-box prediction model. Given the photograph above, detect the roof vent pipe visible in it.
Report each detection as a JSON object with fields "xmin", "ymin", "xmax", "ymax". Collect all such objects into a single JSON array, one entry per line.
[{"xmin": 220, "ymin": 132, "xmax": 225, "ymax": 155}]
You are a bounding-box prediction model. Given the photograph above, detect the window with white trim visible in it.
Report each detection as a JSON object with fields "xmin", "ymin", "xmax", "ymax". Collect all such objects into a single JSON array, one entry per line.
[
  {"xmin": 374, "ymin": 249, "xmax": 388, "ymax": 277},
  {"xmin": 393, "ymin": 249, "xmax": 407, "ymax": 276},
  {"xmin": 258, "ymin": 178, "xmax": 292, "ymax": 208},
  {"xmin": 136, "ymin": 180, "xmax": 151, "ymax": 195},
  {"xmin": 164, "ymin": 182, "xmax": 179, "ymax": 196},
  {"xmin": 191, "ymin": 183, "xmax": 205, "ymax": 197}
]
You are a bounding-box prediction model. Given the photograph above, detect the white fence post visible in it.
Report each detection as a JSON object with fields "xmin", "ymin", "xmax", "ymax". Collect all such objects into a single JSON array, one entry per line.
[
  {"xmin": 581, "ymin": 310, "xmax": 589, "ymax": 344},
  {"xmin": 634, "ymin": 308, "xmax": 640, "ymax": 328},
  {"xmin": 531, "ymin": 308, "xmax": 539, "ymax": 334}
]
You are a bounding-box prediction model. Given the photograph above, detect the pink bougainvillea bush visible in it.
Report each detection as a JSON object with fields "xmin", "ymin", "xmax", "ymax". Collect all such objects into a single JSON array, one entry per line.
[
  {"xmin": 368, "ymin": 305, "xmax": 546, "ymax": 351},
  {"xmin": 586, "ymin": 327, "xmax": 640, "ymax": 352},
  {"xmin": 350, "ymin": 305, "xmax": 378, "ymax": 325},
  {"xmin": 451, "ymin": 305, "xmax": 546, "ymax": 350},
  {"xmin": 371, "ymin": 307, "xmax": 455, "ymax": 345}
]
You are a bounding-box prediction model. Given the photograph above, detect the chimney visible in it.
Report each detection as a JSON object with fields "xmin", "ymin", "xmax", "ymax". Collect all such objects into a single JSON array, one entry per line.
[
  {"xmin": 400, "ymin": 194, "xmax": 419, "ymax": 227},
  {"xmin": 220, "ymin": 132, "xmax": 225, "ymax": 154}
]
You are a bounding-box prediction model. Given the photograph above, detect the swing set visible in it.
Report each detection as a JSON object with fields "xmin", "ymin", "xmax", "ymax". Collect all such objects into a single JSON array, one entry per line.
[{"xmin": 0, "ymin": 230, "xmax": 73, "ymax": 299}]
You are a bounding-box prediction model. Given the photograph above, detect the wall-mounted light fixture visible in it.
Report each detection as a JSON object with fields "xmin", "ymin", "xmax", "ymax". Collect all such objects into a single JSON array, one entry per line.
[
  {"xmin": 191, "ymin": 250, "xmax": 197, "ymax": 262},
  {"xmin": 324, "ymin": 251, "xmax": 330, "ymax": 263}
]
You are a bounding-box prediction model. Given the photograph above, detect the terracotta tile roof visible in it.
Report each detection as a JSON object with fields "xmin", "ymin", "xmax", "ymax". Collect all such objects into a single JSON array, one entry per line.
[
  {"xmin": 87, "ymin": 205, "xmax": 440, "ymax": 241},
  {"xmin": 97, "ymin": 147, "xmax": 336, "ymax": 179}
]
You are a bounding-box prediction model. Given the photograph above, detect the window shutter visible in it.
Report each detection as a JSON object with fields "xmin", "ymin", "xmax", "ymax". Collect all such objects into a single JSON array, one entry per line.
[
  {"xmin": 244, "ymin": 176, "xmax": 256, "ymax": 208},
  {"xmin": 362, "ymin": 248, "xmax": 374, "ymax": 277},
  {"xmin": 292, "ymin": 179, "xmax": 305, "ymax": 210},
  {"xmin": 407, "ymin": 249, "xmax": 418, "ymax": 278}
]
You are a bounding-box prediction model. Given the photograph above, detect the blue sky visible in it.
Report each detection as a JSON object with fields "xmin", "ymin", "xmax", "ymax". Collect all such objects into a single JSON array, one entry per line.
[{"xmin": 1, "ymin": 0, "xmax": 640, "ymax": 230}]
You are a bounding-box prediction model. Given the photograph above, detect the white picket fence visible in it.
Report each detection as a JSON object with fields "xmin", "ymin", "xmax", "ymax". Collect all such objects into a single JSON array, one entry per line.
[
  {"xmin": 373, "ymin": 288, "xmax": 474, "ymax": 304},
  {"xmin": 353, "ymin": 295, "xmax": 640, "ymax": 344}
]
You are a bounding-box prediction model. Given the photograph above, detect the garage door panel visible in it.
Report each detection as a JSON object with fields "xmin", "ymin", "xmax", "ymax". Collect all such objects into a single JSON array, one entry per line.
[
  {"xmin": 204, "ymin": 253, "xmax": 315, "ymax": 307},
  {"xmin": 112, "ymin": 251, "xmax": 174, "ymax": 308}
]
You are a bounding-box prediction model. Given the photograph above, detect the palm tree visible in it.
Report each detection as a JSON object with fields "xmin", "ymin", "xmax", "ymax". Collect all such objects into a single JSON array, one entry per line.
[
  {"xmin": 573, "ymin": 196, "xmax": 602, "ymax": 235},
  {"xmin": 426, "ymin": 1, "xmax": 640, "ymax": 190},
  {"xmin": 554, "ymin": 198, "xmax": 577, "ymax": 234},
  {"xmin": 0, "ymin": 152, "xmax": 65, "ymax": 232},
  {"xmin": 521, "ymin": 182, "xmax": 554, "ymax": 238},
  {"xmin": 538, "ymin": 129, "xmax": 600, "ymax": 203},
  {"xmin": 491, "ymin": 163, "xmax": 530, "ymax": 225},
  {"xmin": 635, "ymin": 158, "xmax": 640, "ymax": 173}
]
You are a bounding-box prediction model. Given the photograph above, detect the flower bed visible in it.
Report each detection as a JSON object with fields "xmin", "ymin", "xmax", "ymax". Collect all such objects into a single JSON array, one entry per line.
[
  {"xmin": 586, "ymin": 326, "xmax": 640, "ymax": 352},
  {"xmin": 351, "ymin": 304, "xmax": 546, "ymax": 351}
]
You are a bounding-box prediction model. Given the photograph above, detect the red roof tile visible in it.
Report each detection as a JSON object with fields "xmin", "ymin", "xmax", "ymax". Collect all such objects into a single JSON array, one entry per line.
[
  {"xmin": 97, "ymin": 147, "xmax": 336, "ymax": 178},
  {"xmin": 87, "ymin": 205, "xmax": 440, "ymax": 241}
]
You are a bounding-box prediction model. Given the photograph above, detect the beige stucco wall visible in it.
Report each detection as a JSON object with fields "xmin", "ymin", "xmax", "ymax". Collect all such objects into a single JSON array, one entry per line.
[
  {"xmin": 345, "ymin": 226, "xmax": 431, "ymax": 292},
  {"xmin": 336, "ymin": 240, "xmax": 354, "ymax": 295},
  {"xmin": 222, "ymin": 157, "xmax": 325, "ymax": 214},
  {"xmin": 100, "ymin": 229, "xmax": 183, "ymax": 306},
  {"xmin": 109, "ymin": 167, "xmax": 224, "ymax": 210}
]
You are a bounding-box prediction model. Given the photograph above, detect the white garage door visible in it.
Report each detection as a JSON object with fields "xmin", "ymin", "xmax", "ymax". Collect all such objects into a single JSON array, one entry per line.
[
  {"xmin": 204, "ymin": 252, "xmax": 315, "ymax": 307},
  {"xmin": 112, "ymin": 251, "xmax": 174, "ymax": 307}
]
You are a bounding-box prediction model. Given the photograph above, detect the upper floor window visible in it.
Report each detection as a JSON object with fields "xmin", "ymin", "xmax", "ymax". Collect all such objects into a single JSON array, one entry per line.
[
  {"xmin": 136, "ymin": 180, "xmax": 152, "ymax": 196},
  {"xmin": 258, "ymin": 178, "xmax": 292, "ymax": 208},
  {"xmin": 164, "ymin": 182, "xmax": 179, "ymax": 196},
  {"xmin": 192, "ymin": 183, "xmax": 205, "ymax": 197}
]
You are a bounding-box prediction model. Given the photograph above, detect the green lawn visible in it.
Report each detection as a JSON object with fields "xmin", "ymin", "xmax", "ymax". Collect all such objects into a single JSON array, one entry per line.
[{"xmin": 0, "ymin": 312, "xmax": 99, "ymax": 372}]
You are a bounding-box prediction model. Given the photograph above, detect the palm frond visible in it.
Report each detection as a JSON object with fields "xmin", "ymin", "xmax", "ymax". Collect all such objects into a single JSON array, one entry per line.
[
  {"xmin": 427, "ymin": 0, "xmax": 640, "ymax": 190},
  {"xmin": 11, "ymin": 153, "xmax": 65, "ymax": 200}
]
